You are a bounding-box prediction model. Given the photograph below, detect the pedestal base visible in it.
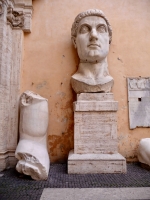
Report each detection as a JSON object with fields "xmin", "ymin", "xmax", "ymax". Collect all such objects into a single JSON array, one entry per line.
[
  {"xmin": 0, "ymin": 151, "xmax": 17, "ymax": 171},
  {"xmin": 68, "ymin": 150, "xmax": 126, "ymax": 174}
]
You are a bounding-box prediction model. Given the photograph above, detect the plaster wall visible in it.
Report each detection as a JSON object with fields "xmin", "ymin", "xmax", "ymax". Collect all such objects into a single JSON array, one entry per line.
[{"xmin": 21, "ymin": 0, "xmax": 150, "ymax": 163}]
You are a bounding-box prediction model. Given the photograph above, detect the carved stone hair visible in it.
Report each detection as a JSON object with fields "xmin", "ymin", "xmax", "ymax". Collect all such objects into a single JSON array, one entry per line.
[{"xmin": 71, "ymin": 9, "xmax": 112, "ymax": 44}]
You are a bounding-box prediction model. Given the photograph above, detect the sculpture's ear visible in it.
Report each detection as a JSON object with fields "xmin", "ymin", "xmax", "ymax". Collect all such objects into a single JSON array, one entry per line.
[{"xmin": 71, "ymin": 36, "xmax": 77, "ymax": 48}]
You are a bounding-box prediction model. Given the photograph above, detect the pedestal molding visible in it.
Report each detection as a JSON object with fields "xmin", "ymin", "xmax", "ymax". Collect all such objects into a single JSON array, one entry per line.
[{"xmin": 68, "ymin": 93, "xmax": 126, "ymax": 174}]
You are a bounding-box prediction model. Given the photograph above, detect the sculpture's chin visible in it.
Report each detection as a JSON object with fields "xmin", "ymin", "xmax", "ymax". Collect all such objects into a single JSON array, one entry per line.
[
  {"xmin": 88, "ymin": 50, "xmax": 107, "ymax": 60},
  {"xmin": 79, "ymin": 51, "xmax": 108, "ymax": 63}
]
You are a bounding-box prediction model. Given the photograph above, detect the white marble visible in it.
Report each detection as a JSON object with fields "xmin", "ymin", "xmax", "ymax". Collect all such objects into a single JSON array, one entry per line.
[
  {"xmin": 127, "ymin": 77, "xmax": 150, "ymax": 129},
  {"xmin": 15, "ymin": 91, "xmax": 50, "ymax": 180},
  {"xmin": 71, "ymin": 9, "xmax": 113, "ymax": 93},
  {"xmin": 138, "ymin": 138, "xmax": 150, "ymax": 166}
]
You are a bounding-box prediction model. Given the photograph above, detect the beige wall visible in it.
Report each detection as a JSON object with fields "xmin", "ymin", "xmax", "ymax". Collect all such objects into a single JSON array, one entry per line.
[{"xmin": 21, "ymin": 0, "xmax": 150, "ymax": 162}]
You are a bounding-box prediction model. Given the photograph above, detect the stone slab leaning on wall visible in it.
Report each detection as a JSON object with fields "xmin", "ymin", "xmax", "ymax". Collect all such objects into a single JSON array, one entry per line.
[{"xmin": 127, "ymin": 77, "xmax": 150, "ymax": 129}]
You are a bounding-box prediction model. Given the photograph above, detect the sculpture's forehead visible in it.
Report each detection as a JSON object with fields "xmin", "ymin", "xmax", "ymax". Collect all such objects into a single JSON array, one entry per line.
[{"xmin": 78, "ymin": 16, "xmax": 107, "ymax": 27}]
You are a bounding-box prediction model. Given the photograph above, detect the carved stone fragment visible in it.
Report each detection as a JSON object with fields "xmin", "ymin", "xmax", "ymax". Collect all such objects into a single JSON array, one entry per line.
[
  {"xmin": 7, "ymin": 6, "xmax": 24, "ymax": 27},
  {"xmin": 0, "ymin": 1, "xmax": 3, "ymax": 15},
  {"xmin": 138, "ymin": 138, "xmax": 150, "ymax": 167},
  {"xmin": 127, "ymin": 77, "xmax": 150, "ymax": 129},
  {"xmin": 15, "ymin": 91, "xmax": 50, "ymax": 180}
]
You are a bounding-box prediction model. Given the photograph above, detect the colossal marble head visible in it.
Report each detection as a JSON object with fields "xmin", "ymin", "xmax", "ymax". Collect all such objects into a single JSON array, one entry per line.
[
  {"xmin": 71, "ymin": 9, "xmax": 114, "ymax": 93},
  {"xmin": 71, "ymin": 9, "xmax": 112, "ymax": 63}
]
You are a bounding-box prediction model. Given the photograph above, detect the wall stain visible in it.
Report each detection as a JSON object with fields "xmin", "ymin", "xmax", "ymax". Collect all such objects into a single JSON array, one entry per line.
[
  {"xmin": 48, "ymin": 94, "xmax": 74, "ymax": 163},
  {"xmin": 48, "ymin": 127, "xmax": 74, "ymax": 163},
  {"xmin": 117, "ymin": 57, "xmax": 123, "ymax": 63},
  {"xmin": 118, "ymin": 133, "xmax": 140, "ymax": 161},
  {"xmin": 36, "ymin": 81, "xmax": 47, "ymax": 89}
]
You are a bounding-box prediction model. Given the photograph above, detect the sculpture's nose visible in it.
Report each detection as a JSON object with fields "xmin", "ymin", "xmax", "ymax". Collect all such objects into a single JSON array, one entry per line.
[{"xmin": 90, "ymin": 28, "xmax": 98, "ymax": 41}]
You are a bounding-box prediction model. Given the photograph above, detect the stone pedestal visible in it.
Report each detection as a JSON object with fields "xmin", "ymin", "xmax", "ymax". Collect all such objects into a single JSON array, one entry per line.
[{"xmin": 68, "ymin": 93, "xmax": 126, "ymax": 174}]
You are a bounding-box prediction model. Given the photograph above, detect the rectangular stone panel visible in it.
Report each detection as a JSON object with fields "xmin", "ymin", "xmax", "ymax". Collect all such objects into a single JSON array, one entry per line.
[
  {"xmin": 127, "ymin": 77, "xmax": 150, "ymax": 129},
  {"xmin": 74, "ymin": 111, "xmax": 118, "ymax": 154},
  {"xmin": 7, "ymin": 30, "xmax": 23, "ymax": 150}
]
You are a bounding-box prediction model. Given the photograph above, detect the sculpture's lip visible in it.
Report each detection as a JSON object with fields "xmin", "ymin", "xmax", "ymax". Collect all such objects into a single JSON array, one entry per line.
[{"xmin": 88, "ymin": 44, "xmax": 100, "ymax": 47}]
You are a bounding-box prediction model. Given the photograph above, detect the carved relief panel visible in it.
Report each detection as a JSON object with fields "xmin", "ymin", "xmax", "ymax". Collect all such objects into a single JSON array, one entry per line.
[
  {"xmin": 127, "ymin": 77, "xmax": 150, "ymax": 129},
  {"xmin": 7, "ymin": 6, "xmax": 24, "ymax": 28},
  {"xmin": 0, "ymin": 1, "xmax": 3, "ymax": 15}
]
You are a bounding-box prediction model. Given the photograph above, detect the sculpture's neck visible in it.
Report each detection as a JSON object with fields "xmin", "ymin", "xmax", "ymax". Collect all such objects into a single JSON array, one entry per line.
[{"xmin": 78, "ymin": 58, "xmax": 109, "ymax": 79}]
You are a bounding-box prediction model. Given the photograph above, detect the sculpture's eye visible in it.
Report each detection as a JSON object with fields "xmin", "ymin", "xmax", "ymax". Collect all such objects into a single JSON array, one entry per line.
[
  {"xmin": 97, "ymin": 25, "xmax": 107, "ymax": 33},
  {"xmin": 80, "ymin": 25, "xmax": 90, "ymax": 34}
]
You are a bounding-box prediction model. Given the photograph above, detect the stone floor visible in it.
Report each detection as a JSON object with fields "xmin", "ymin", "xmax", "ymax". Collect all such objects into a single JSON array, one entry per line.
[
  {"xmin": 0, "ymin": 163, "xmax": 150, "ymax": 200},
  {"xmin": 40, "ymin": 188, "xmax": 150, "ymax": 200}
]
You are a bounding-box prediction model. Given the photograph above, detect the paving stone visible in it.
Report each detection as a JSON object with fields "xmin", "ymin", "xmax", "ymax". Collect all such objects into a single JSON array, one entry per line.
[
  {"xmin": 0, "ymin": 163, "xmax": 150, "ymax": 200},
  {"xmin": 40, "ymin": 188, "xmax": 150, "ymax": 200}
]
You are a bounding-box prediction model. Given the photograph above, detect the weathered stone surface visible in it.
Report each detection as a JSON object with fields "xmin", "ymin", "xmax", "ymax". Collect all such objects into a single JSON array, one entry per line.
[
  {"xmin": 74, "ymin": 111, "xmax": 118, "ymax": 154},
  {"xmin": 71, "ymin": 9, "xmax": 113, "ymax": 93},
  {"xmin": 0, "ymin": 1, "xmax": 3, "ymax": 15},
  {"xmin": 138, "ymin": 138, "xmax": 150, "ymax": 166},
  {"xmin": 7, "ymin": 30, "xmax": 23, "ymax": 151},
  {"xmin": 74, "ymin": 101, "xmax": 118, "ymax": 111},
  {"xmin": 68, "ymin": 150, "xmax": 126, "ymax": 174},
  {"xmin": 127, "ymin": 77, "xmax": 150, "ymax": 129},
  {"xmin": 15, "ymin": 91, "xmax": 50, "ymax": 180},
  {"xmin": 71, "ymin": 78, "xmax": 114, "ymax": 94},
  {"xmin": 0, "ymin": 0, "xmax": 33, "ymax": 171},
  {"xmin": 77, "ymin": 93, "xmax": 114, "ymax": 101},
  {"xmin": 7, "ymin": 7, "xmax": 24, "ymax": 27},
  {"xmin": 68, "ymin": 93, "xmax": 126, "ymax": 173},
  {"xmin": 74, "ymin": 93, "xmax": 118, "ymax": 154},
  {"xmin": 0, "ymin": 1, "xmax": 12, "ymax": 171}
]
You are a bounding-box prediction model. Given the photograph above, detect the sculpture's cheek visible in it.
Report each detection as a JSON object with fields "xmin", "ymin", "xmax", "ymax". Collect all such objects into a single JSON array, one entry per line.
[{"xmin": 76, "ymin": 35, "xmax": 89, "ymax": 58}]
